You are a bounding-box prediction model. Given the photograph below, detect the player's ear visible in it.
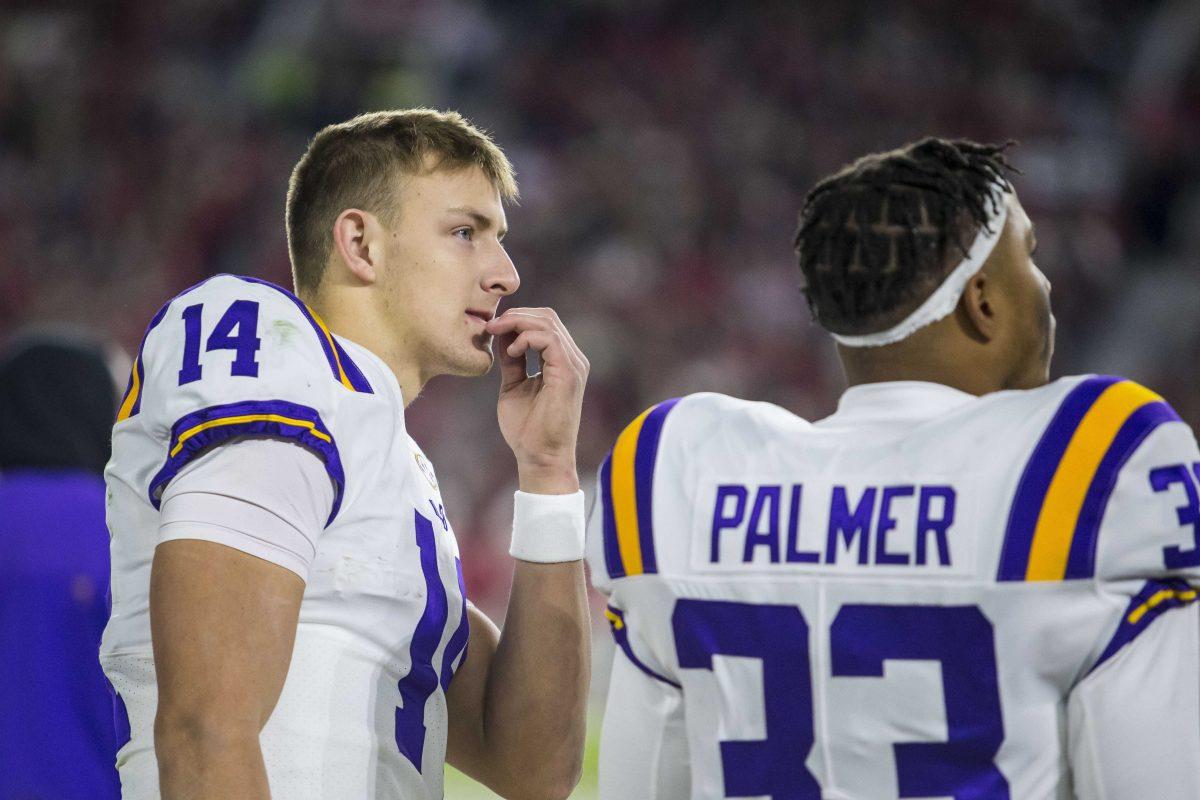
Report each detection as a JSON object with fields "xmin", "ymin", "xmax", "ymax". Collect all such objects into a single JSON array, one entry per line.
[
  {"xmin": 958, "ymin": 272, "xmax": 997, "ymax": 343},
  {"xmin": 331, "ymin": 209, "xmax": 381, "ymax": 285}
]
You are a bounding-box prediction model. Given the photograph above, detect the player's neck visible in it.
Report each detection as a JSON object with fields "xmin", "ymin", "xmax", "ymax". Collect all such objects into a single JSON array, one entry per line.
[
  {"xmin": 839, "ymin": 347, "xmax": 1004, "ymax": 397},
  {"xmin": 306, "ymin": 293, "xmax": 425, "ymax": 407}
]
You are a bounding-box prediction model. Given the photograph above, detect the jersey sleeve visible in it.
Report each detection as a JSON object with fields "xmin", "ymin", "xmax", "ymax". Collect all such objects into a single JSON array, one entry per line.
[
  {"xmin": 1067, "ymin": 601, "xmax": 1200, "ymax": 799},
  {"xmin": 586, "ymin": 393, "xmax": 784, "ymax": 676},
  {"xmin": 995, "ymin": 376, "xmax": 1199, "ymax": 583},
  {"xmin": 1092, "ymin": 394, "xmax": 1200, "ymax": 585},
  {"xmin": 586, "ymin": 392, "xmax": 755, "ymax": 592},
  {"xmin": 585, "ymin": 396, "xmax": 685, "ymax": 595},
  {"xmin": 118, "ymin": 275, "xmax": 372, "ymax": 524},
  {"xmin": 597, "ymin": 645, "xmax": 690, "ymax": 800},
  {"xmin": 158, "ymin": 436, "xmax": 336, "ymax": 580},
  {"xmin": 1039, "ymin": 379, "xmax": 1200, "ymax": 672}
]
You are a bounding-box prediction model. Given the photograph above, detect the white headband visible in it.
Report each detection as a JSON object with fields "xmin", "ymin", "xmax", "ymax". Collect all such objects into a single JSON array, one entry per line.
[{"xmin": 830, "ymin": 193, "xmax": 1010, "ymax": 348}]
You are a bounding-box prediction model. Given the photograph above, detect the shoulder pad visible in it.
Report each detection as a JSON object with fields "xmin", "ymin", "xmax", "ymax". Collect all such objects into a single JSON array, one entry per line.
[
  {"xmin": 997, "ymin": 375, "xmax": 1188, "ymax": 582},
  {"xmin": 116, "ymin": 275, "xmax": 371, "ymax": 523},
  {"xmin": 588, "ymin": 393, "xmax": 807, "ymax": 584},
  {"xmin": 116, "ymin": 275, "xmax": 372, "ymax": 424}
]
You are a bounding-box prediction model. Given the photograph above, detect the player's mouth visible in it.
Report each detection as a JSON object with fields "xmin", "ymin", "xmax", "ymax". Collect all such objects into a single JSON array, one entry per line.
[{"xmin": 465, "ymin": 308, "xmax": 494, "ymax": 325}]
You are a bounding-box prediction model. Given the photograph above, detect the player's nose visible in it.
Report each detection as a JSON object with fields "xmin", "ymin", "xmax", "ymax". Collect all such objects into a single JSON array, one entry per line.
[{"xmin": 484, "ymin": 245, "xmax": 520, "ymax": 297}]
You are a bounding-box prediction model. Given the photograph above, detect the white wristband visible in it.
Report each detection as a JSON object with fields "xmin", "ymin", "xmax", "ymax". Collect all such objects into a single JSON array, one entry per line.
[{"xmin": 510, "ymin": 490, "xmax": 586, "ymax": 563}]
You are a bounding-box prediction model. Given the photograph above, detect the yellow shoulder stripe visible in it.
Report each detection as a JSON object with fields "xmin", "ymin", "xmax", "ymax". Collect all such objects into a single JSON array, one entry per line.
[
  {"xmin": 307, "ymin": 305, "xmax": 354, "ymax": 391},
  {"xmin": 610, "ymin": 406, "xmax": 655, "ymax": 576},
  {"xmin": 1025, "ymin": 381, "xmax": 1162, "ymax": 581},
  {"xmin": 116, "ymin": 356, "xmax": 141, "ymax": 422}
]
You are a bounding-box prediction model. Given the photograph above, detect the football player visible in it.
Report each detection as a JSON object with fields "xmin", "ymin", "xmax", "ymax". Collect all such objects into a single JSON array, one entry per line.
[
  {"xmin": 588, "ymin": 138, "xmax": 1200, "ymax": 798},
  {"xmin": 102, "ymin": 109, "xmax": 591, "ymax": 799}
]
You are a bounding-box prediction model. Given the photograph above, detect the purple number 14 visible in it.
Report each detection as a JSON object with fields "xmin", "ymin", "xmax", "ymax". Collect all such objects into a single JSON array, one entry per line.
[{"xmin": 178, "ymin": 300, "xmax": 262, "ymax": 385}]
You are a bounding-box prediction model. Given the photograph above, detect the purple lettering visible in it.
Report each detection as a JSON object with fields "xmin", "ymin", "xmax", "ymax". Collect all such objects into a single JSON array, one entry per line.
[
  {"xmin": 875, "ymin": 486, "xmax": 914, "ymax": 565},
  {"xmin": 711, "ymin": 485, "xmax": 749, "ymax": 562},
  {"xmin": 827, "ymin": 487, "xmax": 876, "ymax": 565},
  {"xmin": 1152, "ymin": 464, "xmax": 1200, "ymax": 569},
  {"xmin": 744, "ymin": 486, "xmax": 782, "ymax": 563},
  {"xmin": 786, "ymin": 484, "xmax": 819, "ymax": 563},
  {"xmin": 916, "ymin": 486, "xmax": 955, "ymax": 566}
]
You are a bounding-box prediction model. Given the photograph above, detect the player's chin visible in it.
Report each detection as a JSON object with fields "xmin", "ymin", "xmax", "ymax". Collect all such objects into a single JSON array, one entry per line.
[{"xmin": 450, "ymin": 338, "xmax": 495, "ymax": 377}]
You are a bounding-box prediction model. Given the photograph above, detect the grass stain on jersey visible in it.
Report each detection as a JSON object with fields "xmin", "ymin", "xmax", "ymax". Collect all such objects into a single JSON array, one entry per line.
[{"xmin": 269, "ymin": 319, "xmax": 300, "ymax": 347}]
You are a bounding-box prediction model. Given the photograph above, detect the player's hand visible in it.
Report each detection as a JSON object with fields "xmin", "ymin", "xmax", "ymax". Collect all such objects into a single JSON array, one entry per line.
[{"xmin": 485, "ymin": 307, "xmax": 589, "ymax": 494}]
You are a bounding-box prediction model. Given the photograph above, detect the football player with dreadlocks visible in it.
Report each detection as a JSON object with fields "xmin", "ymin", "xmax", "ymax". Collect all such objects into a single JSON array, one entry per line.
[{"xmin": 587, "ymin": 139, "xmax": 1200, "ymax": 799}]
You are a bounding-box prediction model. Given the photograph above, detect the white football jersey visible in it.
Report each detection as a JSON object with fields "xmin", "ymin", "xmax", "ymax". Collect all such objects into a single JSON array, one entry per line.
[
  {"xmin": 101, "ymin": 275, "xmax": 469, "ymax": 799},
  {"xmin": 587, "ymin": 379, "xmax": 1200, "ymax": 799}
]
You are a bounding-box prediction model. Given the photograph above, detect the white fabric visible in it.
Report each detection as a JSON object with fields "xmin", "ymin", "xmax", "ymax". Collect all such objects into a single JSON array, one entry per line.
[
  {"xmin": 598, "ymin": 649, "xmax": 690, "ymax": 800},
  {"xmin": 510, "ymin": 489, "xmax": 586, "ymax": 562},
  {"xmin": 157, "ymin": 436, "xmax": 335, "ymax": 580},
  {"xmin": 1068, "ymin": 603, "xmax": 1200, "ymax": 800},
  {"xmin": 587, "ymin": 379, "xmax": 1200, "ymax": 799},
  {"xmin": 830, "ymin": 194, "xmax": 1009, "ymax": 348},
  {"xmin": 102, "ymin": 275, "xmax": 469, "ymax": 799}
]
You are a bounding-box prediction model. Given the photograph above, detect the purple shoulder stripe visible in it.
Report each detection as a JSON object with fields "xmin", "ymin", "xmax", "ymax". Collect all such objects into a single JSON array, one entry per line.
[
  {"xmin": 1063, "ymin": 401, "xmax": 1181, "ymax": 578},
  {"xmin": 600, "ymin": 456, "xmax": 624, "ymax": 579},
  {"xmin": 330, "ymin": 336, "xmax": 373, "ymax": 393},
  {"xmin": 633, "ymin": 398, "xmax": 682, "ymax": 575},
  {"xmin": 234, "ymin": 275, "xmax": 373, "ymax": 393},
  {"xmin": 997, "ymin": 377, "xmax": 1120, "ymax": 581}
]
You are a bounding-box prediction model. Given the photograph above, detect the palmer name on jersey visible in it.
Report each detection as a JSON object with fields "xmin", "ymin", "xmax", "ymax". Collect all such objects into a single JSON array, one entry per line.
[{"xmin": 587, "ymin": 380, "xmax": 1200, "ymax": 800}]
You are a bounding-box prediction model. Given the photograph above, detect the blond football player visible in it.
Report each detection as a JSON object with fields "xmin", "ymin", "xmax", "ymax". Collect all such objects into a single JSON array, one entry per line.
[
  {"xmin": 588, "ymin": 139, "xmax": 1200, "ymax": 799},
  {"xmin": 102, "ymin": 110, "xmax": 590, "ymax": 799}
]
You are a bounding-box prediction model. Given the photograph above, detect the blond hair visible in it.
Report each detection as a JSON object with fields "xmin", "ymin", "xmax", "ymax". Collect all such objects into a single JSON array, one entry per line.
[{"xmin": 285, "ymin": 108, "xmax": 518, "ymax": 294}]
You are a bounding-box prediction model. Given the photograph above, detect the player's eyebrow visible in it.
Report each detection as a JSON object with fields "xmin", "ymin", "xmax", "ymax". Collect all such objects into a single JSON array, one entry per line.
[{"xmin": 446, "ymin": 206, "xmax": 507, "ymax": 241}]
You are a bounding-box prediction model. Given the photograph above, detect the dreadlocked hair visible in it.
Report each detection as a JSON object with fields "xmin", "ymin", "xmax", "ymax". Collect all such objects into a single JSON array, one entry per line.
[{"xmin": 794, "ymin": 138, "xmax": 1018, "ymax": 336}]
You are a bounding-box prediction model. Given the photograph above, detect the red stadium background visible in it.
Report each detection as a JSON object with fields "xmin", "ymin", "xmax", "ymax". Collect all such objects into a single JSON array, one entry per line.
[{"xmin": 1, "ymin": 1, "xmax": 1198, "ymax": 793}]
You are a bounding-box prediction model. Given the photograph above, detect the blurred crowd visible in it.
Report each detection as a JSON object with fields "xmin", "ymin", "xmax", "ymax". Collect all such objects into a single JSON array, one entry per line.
[{"xmin": 2, "ymin": 0, "xmax": 1198, "ymax": 614}]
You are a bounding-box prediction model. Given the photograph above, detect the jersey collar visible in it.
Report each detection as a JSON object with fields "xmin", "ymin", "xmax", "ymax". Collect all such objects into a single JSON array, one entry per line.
[{"xmin": 825, "ymin": 381, "xmax": 977, "ymax": 425}]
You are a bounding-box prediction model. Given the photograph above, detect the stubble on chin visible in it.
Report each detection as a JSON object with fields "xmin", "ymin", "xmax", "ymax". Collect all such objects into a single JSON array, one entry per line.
[{"xmin": 448, "ymin": 334, "xmax": 495, "ymax": 377}]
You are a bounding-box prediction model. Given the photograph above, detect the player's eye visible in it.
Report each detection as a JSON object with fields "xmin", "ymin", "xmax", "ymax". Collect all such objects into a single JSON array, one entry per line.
[{"xmin": 453, "ymin": 227, "xmax": 473, "ymax": 242}]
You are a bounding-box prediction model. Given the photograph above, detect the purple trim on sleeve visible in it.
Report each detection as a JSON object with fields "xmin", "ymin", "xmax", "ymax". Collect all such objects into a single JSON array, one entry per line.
[
  {"xmin": 1088, "ymin": 578, "xmax": 1198, "ymax": 675},
  {"xmin": 997, "ymin": 376, "xmax": 1121, "ymax": 581},
  {"xmin": 600, "ymin": 455, "xmax": 625, "ymax": 579},
  {"xmin": 606, "ymin": 605, "xmax": 680, "ymax": 689},
  {"xmin": 233, "ymin": 275, "xmax": 373, "ymax": 393},
  {"xmin": 633, "ymin": 398, "xmax": 682, "ymax": 575},
  {"xmin": 149, "ymin": 399, "xmax": 345, "ymax": 526},
  {"xmin": 1064, "ymin": 401, "xmax": 1181, "ymax": 579}
]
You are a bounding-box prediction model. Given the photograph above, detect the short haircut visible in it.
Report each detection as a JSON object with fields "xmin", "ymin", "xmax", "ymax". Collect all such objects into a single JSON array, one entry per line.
[
  {"xmin": 286, "ymin": 108, "xmax": 518, "ymax": 295},
  {"xmin": 794, "ymin": 138, "xmax": 1017, "ymax": 336}
]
